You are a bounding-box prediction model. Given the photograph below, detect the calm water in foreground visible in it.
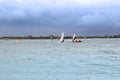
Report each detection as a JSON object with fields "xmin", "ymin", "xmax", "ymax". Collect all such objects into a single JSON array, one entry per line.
[{"xmin": 0, "ymin": 39, "xmax": 120, "ymax": 80}]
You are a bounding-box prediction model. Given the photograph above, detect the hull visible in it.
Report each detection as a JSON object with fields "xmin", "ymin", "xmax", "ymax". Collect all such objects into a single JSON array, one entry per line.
[{"xmin": 72, "ymin": 39, "xmax": 82, "ymax": 42}]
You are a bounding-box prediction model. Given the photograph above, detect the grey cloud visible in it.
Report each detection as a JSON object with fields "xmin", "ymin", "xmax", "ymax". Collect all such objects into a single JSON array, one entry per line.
[{"xmin": 0, "ymin": 1, "xmax": 120, "ymax": 36}]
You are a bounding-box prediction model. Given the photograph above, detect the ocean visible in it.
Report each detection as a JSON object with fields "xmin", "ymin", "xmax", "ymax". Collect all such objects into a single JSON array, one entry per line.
[{"xmin": 0, "ymin": 39, "xmax": 120, "ymax": 80}]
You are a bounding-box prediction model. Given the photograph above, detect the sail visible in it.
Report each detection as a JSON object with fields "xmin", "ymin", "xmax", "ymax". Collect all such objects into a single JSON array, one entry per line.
[
  {"xmin": 72, "ymin": 34, "xmax": 76, "ymax": 41},
  {"xmin": 60, "ymin": 32, "xmax": 64, "ymax": 43}
]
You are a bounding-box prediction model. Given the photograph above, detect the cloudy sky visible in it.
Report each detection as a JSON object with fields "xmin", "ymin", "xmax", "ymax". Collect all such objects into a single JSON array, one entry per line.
[{"xmin": 0, "ymin": 0, "xmax": 120, "ymax": 36}]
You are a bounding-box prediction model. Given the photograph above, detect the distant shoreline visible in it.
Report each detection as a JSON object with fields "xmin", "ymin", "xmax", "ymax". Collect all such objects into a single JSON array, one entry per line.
[{"xmin": 0, "ymin": 35, "xmax": 120, "ymax": 39}]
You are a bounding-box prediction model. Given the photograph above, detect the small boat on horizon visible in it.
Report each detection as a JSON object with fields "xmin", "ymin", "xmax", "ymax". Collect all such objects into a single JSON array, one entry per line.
[{"xmin": 16, "ymin": 40, "xmax": 19, "ymax": 43}]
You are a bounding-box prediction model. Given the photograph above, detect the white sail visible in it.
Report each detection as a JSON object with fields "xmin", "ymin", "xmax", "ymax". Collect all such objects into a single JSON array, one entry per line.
[
  {"xmin": 72, "ymin": 34, "xmax": 76, "ymax": 41},
  {"xmin": 60, "ymin": 32, "xmax": 64, "ymax": 43}
]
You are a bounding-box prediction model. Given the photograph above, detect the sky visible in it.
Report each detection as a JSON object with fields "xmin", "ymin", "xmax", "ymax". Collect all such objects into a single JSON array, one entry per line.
[{"xmin": 0, "ymin": 0, "xmax": 120, "ymax": 36}]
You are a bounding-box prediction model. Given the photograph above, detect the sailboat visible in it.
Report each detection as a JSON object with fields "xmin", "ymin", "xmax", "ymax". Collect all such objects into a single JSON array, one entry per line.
[
  {"xmin": 59, "ymin": 32, "xmax": 64, "ymax": 43},
  {"xmin": 72, "ymin": 34, "xmax": 82, "ymax": 42}
]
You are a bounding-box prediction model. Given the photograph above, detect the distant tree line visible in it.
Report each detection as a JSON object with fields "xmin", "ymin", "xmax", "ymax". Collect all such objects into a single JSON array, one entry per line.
[{"xmin": 0, "ymin": 34, "xmax": 120, "ymax": 39}]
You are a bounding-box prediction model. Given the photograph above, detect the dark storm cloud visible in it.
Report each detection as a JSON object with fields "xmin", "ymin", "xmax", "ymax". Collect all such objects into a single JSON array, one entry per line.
[{"xmin": 0, "ymin": 0, "xmax": 120, "ymax": 36}]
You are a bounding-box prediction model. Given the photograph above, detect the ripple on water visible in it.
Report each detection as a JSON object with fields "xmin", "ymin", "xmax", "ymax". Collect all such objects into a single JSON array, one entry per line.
[{"xmin": 0, "ymin": 39, "xmax": 120, "ymax": 80}]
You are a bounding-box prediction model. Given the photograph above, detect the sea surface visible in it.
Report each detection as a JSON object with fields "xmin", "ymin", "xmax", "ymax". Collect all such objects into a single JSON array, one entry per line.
[{"xmin": 0, "ymin": 39, "xmax": 120, "ymax": 80}]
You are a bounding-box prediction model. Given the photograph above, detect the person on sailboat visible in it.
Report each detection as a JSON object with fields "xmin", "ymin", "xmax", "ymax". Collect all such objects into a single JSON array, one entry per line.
[{"xmin": 72, "ymin": 34, "xmax": 82, "ymax": 42}]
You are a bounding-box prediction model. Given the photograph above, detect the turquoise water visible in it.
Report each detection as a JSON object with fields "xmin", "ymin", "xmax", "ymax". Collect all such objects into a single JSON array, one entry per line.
[{"xmin": 0, "ymin": 39, "xmax": 120, "ymax": 80}]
